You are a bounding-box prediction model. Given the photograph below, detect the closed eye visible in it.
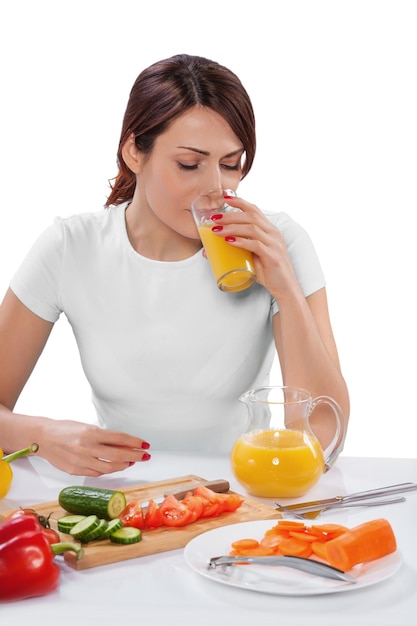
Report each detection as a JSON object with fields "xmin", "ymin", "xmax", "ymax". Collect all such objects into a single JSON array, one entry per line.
[
  {"xmin": 177, "ymin": 162, "xmax": 199, "ymax": 171},
  {"xmin": 221, "ymin": 162, "xmax": 241, "ymax": 171}
]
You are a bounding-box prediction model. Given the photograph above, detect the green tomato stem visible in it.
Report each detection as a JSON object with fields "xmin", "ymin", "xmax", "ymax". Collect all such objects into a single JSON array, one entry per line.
[{"xmin": 2, "ymin": 443, "xmax": 39, "ymax": 463}]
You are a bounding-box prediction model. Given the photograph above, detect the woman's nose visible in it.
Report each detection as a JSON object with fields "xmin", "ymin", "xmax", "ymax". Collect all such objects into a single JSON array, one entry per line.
[{"xmin": 203, "ymin": 168, "xmax": 223, "ymax": 191}]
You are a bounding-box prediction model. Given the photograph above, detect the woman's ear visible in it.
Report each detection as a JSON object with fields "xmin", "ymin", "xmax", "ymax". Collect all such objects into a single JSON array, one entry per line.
[{"xmin": 121, "ymin": 133, "xmax": 143, "ymax": 174}]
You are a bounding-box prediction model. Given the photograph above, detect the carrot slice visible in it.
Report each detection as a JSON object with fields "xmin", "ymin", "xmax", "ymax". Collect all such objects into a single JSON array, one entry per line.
[
  {"xmin": 289, "ymin": 530, "xmax": 319, "ymax": 543},
  {"xmin": 260, "ymin": 533, "xmax": 287, "ymax": 550},
  {"xmin": 278, "ymin": 537, "xmax": 313, "ymax": 558},
  {"xmin": 311, "ymin": 523, "xmax": 349, "ymax": 536},
  {"xmin": 274, "ymin": 520, "xmax": 306, "ymax": 531},
  {"xmin": 231, "ymin": 538, "xmax": 260, "ymax": 551},
  {"xmin": 324, "ymin": 518, "xmax": 397, "ymax": 571},
  {"xmin": 311, "ymin": 541, "xmax": 329, "ymax": 561},
  {"xmin": 263, "ymin": 527, "xmax": 287, "ymax": 537},
  {"xmin": 307, "ymin": 527, "xmax": 329, "ymax": 540},
  {"xmin": 232, "ymin": 545, "xmax": 276, "ymax": 557}
]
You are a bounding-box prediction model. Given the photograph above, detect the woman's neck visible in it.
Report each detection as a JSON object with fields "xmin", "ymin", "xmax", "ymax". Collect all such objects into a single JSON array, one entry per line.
[{"xmin": 124, "ymin": 201, "xmax": 201, "ymax": 261}]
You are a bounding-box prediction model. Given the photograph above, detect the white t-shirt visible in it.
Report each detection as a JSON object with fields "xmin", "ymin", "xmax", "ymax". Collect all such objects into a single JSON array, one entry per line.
[{"xmin": 10, "ymin": 203, "xmax": 325, "ymax": 452}]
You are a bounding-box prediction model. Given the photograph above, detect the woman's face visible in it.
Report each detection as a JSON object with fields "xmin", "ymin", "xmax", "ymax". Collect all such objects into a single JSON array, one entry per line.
[{"xmin": 134, "ymin": 106, "xmax": 244, "ymax": 239}]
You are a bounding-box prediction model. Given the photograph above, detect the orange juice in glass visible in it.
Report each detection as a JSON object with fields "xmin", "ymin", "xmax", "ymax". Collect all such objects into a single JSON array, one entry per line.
[
  {"xmin": 191, "ymin": 188, "xmax": 256, "ymax": 292},
  {"xmin": 231, "ymin": 386, "xmax": 347, "ymax": 498}
]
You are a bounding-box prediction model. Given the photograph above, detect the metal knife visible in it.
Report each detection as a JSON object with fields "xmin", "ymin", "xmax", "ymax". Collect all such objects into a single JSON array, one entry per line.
[
  {"xmin": 275, "ymin": 482, "xmax": 417, "ymax": 513},
  {"xmin": 140, "ymin": 478, "xmax": 230, "ymax": 510}
]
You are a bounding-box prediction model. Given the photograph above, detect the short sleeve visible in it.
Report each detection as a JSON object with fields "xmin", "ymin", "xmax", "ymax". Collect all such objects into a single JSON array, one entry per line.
[
  {"xmin": 9, "ymin": 218, "xmax": 65, "ymax": 323},
  {"xmin": 264, "ymin": 211, "xmax": 326, "ymax": 315}
]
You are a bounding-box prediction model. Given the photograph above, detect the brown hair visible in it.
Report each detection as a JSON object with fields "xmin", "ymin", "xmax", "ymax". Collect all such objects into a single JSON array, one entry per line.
[{"xmin": 105, "ymin": 54, "xmax": 256, "ymax": 207}]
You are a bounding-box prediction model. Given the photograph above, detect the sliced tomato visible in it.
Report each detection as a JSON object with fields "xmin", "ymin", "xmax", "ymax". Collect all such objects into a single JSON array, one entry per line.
[
  {"xmin": 182, "ymin": 494, "xmax": 204, "ymax": 522},
  {"xmin": 220, "ymin": 492, "xmax": 244, "ymax": 512},
  {"xmin": 119, "ymin": 500, "xmax": 145, "ymax": 530},
  {"xmin": 144, "ymin": 499, "xmax": 164, "ymax": 529},
  {"xmin": 193, "ymin": 486, "xmax": 224, "ymax": 518},
  {"xmin": 159, "ymin": 494, "xmax": 194, "ymax": 527}
]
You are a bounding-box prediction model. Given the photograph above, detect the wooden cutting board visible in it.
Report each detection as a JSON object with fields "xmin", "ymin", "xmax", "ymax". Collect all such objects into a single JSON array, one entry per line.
[{"xmin": 2, "ymin": 475, "xmax": 280, "ymax": 570}]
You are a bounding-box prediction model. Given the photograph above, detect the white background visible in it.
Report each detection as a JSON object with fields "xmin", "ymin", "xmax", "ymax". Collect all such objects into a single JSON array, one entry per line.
[{"xmin": 0, "ymin": 0, "xmax": 416, "ymax": 458}]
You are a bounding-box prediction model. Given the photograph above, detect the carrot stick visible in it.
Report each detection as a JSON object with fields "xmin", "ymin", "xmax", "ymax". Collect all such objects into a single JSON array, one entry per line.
[{"xmin": 324, "ymin": 518, "xmax": 397, "ymax": 571}]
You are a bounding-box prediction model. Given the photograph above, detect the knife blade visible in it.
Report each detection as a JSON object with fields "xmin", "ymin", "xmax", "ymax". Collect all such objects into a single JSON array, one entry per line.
[
  {"xmin": 140, "ymin": 478, "xmax": 230, "ymax": 510},
  {"xmin": 275, "ymin": 482, "xmax": 417, "ymax": 513}
]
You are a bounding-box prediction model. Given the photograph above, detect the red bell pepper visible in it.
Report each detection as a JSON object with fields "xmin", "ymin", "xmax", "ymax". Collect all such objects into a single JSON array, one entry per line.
[{"xmin": 0, "ymin": 513, "xmax": 83, "ymax": 602}]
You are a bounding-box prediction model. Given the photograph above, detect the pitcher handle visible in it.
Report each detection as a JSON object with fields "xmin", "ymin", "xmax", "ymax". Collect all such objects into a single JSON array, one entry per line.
[{"xmin": 309, "ymin": 395, "xmax": 347, "ymax": 472}]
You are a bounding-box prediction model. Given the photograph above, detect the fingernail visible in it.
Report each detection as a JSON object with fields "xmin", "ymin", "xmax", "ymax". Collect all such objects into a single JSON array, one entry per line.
[
  {"xmin": 225, "ymin": 236, "xmax": 236, "ymax": 242},
  {"xmin": 223, "ymin": 195, "xmax": 234, "ymax": 199},
  {"xmin": 142, "ymin": 452, "xmax": 151, "ymax": 461},
  {"xmin": 128, "ymin": 461, "xmax": 135, "ymax": 467},
  {"xmin": 210, "ymin": 213, "xmax": 223, "ymax": 221},
  {"xmin": 141, "ymin": 441, "xmax": 150, "ymax": 449},
  {"xmin": 212, "ymin": 225, "xmax": 223, "ymax": 232}
]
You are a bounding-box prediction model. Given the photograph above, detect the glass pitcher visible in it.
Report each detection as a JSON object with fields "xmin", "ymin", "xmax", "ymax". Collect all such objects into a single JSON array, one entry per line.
[{"xmin": 230, "ymin": 386, "xmax": 347, "ymax": 498}]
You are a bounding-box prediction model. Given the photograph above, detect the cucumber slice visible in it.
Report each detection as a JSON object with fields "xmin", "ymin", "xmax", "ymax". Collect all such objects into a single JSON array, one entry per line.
[
  {"xmin": 59, "ymin": 486, "xmax": 127, "ymax": 520},
  {"xmin": 82, "ymin": 518, "xmax": 109, "ymax": 542},
  {"xmin": 57, "ymin": 515, "xmax": 87, "ymax": 533},
  {"xmin": 70, "ymin": 515, "xmax": 101, "ymax": 541},
  {"xmin": 110, "ymin": 526, "xmax": 142, "ymax": 545},
  {"xmin": 101, "ymin": 518, "xmax": 123, "ymax": 538}
]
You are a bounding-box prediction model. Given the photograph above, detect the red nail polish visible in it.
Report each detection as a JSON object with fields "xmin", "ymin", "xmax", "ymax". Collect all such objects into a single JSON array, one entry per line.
[
  {"xmin": 212, "ymin": 225, "xmax": 223, "ymax": 232},
  {"xmin": 210, "ymin": 213, "xmax": 223, "ymax": 221},
  {"xmin": 128, "ymin": 461, "xmax": 135, "ymax": 467},
  {"xmin": 225, "ymin": 236, "xmax": 236, "ymax": 242},
  {"xmin": 141, "ymin": 441, "xmax": 150, "ymax": 449},
  {"xmin": 142, "ymin": 452, "xmax": 151, "ymax": 461},
  {"xmin": 223, "ymin": 195, "xmax": 234, "ymax": 199}
]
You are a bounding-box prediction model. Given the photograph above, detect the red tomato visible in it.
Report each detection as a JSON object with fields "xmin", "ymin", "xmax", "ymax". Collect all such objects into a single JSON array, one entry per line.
[
  {"xmin": 5, "ymin": 509, "xmax": 39, "ymax": 522},
  {"xmin": 144, "ymin": 499, "xmax": 164, "ymax": 529},
  {"xmin": 119, "ymin": 501, "xmax": 145, "ymax": 530},
  {"xmin": 42, "ymin": 527, "xmax": 61, "ymax": 544},
  {"xmin": 159, "ymin": 495, "xmax": 194, "ymax": 527},
  {"xmin": 193, "ymin": 486, "xmax": 224, "ymax": 518},
  {"xmin": 220, "ymin": 493, "xmax": 244, "ymax": 512},
  {"xmin": 182, "ymin": 494, "xmax": 204, "ymax": 522},
  {"xmin": 4, "ymin": 508, "xmax": 53, "ymax": 528},
  {"xmin": 4, "ymin": 509, "xmax": 60, "ymax": 543}
]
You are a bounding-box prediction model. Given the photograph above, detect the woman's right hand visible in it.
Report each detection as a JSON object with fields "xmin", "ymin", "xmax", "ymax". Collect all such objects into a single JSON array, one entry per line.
[{"xmin": 35, "ymin": 418, "xmax": 151, "ymax": 476}]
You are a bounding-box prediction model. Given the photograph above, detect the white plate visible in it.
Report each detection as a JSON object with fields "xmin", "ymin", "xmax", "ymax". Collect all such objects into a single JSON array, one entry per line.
[{"xmin": 183, "ymin": 519, "xmax": 402, "ymax": 596}]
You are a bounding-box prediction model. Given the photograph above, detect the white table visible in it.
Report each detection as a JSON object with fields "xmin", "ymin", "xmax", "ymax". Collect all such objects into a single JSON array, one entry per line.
[{"xmin": 1, "ymin": 452, "xmax": 416, "ymax": 625}]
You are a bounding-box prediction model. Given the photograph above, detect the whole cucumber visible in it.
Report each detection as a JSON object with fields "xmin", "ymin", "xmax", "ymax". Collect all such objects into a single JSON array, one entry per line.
[{"xmin": 59, "ymin": 486, "xmax": 127, "ymax": 520}]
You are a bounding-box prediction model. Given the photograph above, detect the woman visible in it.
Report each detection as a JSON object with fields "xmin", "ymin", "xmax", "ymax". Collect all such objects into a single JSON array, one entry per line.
[{"xmin": 0, "ymin": 54, "xmax": 349, "ymax": 476}]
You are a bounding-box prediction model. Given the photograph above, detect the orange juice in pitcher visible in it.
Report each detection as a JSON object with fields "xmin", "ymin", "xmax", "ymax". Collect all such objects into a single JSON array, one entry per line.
[
  {"xmin": 231, "ymin": 386, "xmax": 347, "ymax": 498},
  {"xmin": 230, "ymin": 428, "xmax": 325, "ymax": 498}
]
